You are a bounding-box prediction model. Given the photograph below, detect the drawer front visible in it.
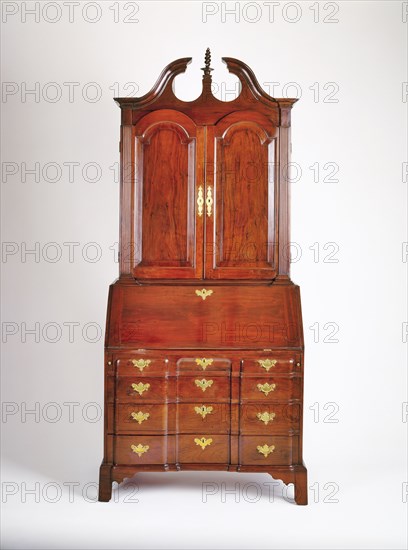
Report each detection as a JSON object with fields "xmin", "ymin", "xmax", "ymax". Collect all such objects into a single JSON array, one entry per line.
[
  {"xmin": 177, "ymin": 435, "xmax": 229, "ymax": 463},
  {"xmin": 177, "ymin": 376, "xmax": 230, "ymax": 402},
  {"xmin": 115, "ymin": 435, "xmax": 169, "ymax": 465},
  {"xmin": 241, "ymin": 354, "xmax": 300, "ymax": 375},
  {"xmin": 177, "ymin": 357, "xmax": 231, "ymax": 374},
  {"xmin": 240, "ymin": 435, "xmax": 298, "ymax": 465},
  {"xmin": 177, "ymin": 403, "xmax": 230, "ymax": 434},
  {"xmin": 116, "ymin": 355, "xmax": 168, "ymax": 376},
  {"xmin": 116, "ymin": 377, "xmax": 167, "ymax": 402},
  {"xmin": 240, "ymin": 403, "xmax": 300, "ymax": 434},
  {"xmin": 240, "ymin": 376, "xmax": 301, "ymax": 402},
  {"xmin": 116, "ymin": 404, "xmax": 167, "ymax": 434}
]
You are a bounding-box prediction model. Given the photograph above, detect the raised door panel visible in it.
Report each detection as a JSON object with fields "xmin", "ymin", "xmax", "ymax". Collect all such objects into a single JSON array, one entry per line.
[
  {"xmin": 205, "ymin": 112, "xmax": 278, "ymax": 279},
  {"xmin": 132, "ymin": 110, "xmax": 203, "ymax": 279}
]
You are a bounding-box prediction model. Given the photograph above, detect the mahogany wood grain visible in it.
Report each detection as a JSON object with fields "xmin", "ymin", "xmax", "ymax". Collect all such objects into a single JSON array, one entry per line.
[
  {"xmin": 116, "ymin": 377, "xmax": 168, "ymax": 403},
  {"xmin": 239, "ymin": 375, "xmax": 302, "ymax": 402},
  {"xmin": 176, "ymin": 403, "xmax": 230, "ymax": 434},
  {"xmin": 241, "ymin": 354, "xmax": 300, "ymax": 374},
  {"xmin": 240, "ymin": 403, "xmax": 301, "ymax": 434},
  {"xmin": 176, "ymin": 375, "xmax": 230, "ymax": 403},
  {"xmin": 176, "ymin": 357, "xmax": 231, "ymax": 373},
  {"xmin": 205, "ymin": 113, "xmax": 278, "ymax": 279},
  {"xmin": 106, "ymin": 283, "xmax": 303, "ymax": 349},
  {"xmin": 176, "ymin": 435, "xmax": 229, "ymax": 463},
  {"xmin": 115, "ymin": 404, "xmax": 168, "ymax": 434},
  {"xmin": 239, "ymin": 435, "xmax": 298, "ymax": 465},
  {"xmin": 115, "ymin": 355, "xmax": 170, "ymax": 376},
  {"xmin": 115, "ymin": 435, "xmax": 171, "ymax": 465}
]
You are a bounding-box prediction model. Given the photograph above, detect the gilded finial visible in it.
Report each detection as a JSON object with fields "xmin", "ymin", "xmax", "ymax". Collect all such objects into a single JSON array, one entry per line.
[{"xmin": 201, "ymin": 47, "xmax": 213, "ymax": 76}]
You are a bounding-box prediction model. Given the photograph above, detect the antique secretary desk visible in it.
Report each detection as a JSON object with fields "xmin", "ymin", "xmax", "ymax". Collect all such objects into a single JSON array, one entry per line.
[{"xmin": 98, "ymin": 50, "xmax": 307, "ymax": 504}]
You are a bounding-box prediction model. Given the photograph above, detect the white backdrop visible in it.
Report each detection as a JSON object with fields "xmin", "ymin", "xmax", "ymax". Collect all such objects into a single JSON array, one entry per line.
[{"xmin": 1, "ymin": 1, "xmax": 407, "ymax": 549}]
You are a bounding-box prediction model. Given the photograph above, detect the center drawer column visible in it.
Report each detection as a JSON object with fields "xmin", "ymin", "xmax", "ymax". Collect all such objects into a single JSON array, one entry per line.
[{"xmin": 175, "ymin": 357, "xmax": 231, "ymax": 466}]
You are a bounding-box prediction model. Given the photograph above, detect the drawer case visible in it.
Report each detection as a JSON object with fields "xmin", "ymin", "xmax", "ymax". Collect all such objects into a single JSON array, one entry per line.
[{"xmin": 100, "ymin": 285, "xmax": 307, "ymax": 505}]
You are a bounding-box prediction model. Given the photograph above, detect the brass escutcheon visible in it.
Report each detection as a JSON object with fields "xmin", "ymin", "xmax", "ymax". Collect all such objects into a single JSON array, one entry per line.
[
  {"xmin": 195, "ymin": 379, "xmax": 214, "ymax": 392},
  {"xmin": 257, "ymin": 382, "xmax": 276, "ymax": 396},
  {"xmin": 197, "ymin": 185, "xmax": 204, "ymax": 217},
  {"xmin": 131, "ymin": 382, "xmax": 150, "ymax": 396},
  {"xmin": 195, "ymin": 358, "xmax": 214, "ymax": 370},
  {"xmin": 256, "ymin": 411, "xmax": 276, "ymax": 425},
  {"xmin": 194, "ymin": 405, "xmax": 213, "ymax": 419},
  {"xmin": 131, "ymin": 411, "xmax": 150, "ymax": 425},
  {"xmin": 194, "ymin": 437, "xmax": 213, "ymax": 450},
  {"xmin": 131, "ymin": 359, "xmax": 151, "ymax": 372},
  {"xmin": 131, "ymin": 444, "xmax": 149, "ymax": 457},
  {"xmin": 257, "ymin": 444, "xmax": 275, "ymax": 458},
  {"xmin": 206, "ymin": 186, "xmax": 213, "ymax": 217},
  {"xmin": 257, "ymin": 359, "xmax": 277, "ymax": 371},
  {"xmin": 195, "ymin": 289, "xmax": 213, "ymax": 300}
]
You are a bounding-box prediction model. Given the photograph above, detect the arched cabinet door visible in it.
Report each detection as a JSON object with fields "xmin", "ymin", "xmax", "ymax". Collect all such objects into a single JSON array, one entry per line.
[
  {"xmin": 205, "ymin": 112, "xmax": 278, "ymax": 280},
  {"xmin": 131, "ymin": 110, "xmax": 204, "ymax": 279}
]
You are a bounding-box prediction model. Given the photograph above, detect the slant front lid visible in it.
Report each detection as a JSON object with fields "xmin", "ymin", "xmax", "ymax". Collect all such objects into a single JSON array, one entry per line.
[{"xmin": 106, "ymin": 284, "xmax": 303, "ymax": 349}]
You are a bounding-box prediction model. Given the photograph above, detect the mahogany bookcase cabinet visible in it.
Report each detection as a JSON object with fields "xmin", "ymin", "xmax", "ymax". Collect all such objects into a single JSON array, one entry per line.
[{"xmin": 98, "ymin": 50, "xmax": 308, "ymax": 504}]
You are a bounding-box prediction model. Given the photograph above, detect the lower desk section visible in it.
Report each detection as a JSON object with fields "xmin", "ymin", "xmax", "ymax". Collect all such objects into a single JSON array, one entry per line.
[{"xmin": 113, "ymin": 434, "xmax": 298, "ymax": 466}]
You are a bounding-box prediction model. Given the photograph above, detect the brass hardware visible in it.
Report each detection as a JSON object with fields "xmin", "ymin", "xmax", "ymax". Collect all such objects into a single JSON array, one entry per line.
[
  {"xmin": 194, "ymin": 405, "xmax": 213, "ymax": 419},
  {"xmin": 194, "ymin": 437, "xmax": 213, "ymax": 450},
  {"xmin": 257, "ymin": 444, "xmax": 275, "ymax": 458},
  {"xmin": 131, "ymin": 443, "xmax": 149, "ymax": 457},
  {"xmin": 195, "ymin": 379, "xmax": 214, "ymax": 392},
  {"xmin": 107, "ymin": 361, "xmax": 112, "ymax": 366},
  {"xmin": 195, "ymin": 358, "xmax": 213, "ymax": 370},
  {"xmin": 296, "ymin": 362, "xmax": 301, "ymax": 367},
  {"xmin": 206, "ymin": 186, "xmax": 213, "ymax": 217},
  {"xmin": 263, "ymin": 349, "xmax": 272, "ymax": 352},
  {"xmin": 257, "ymin": 359, "xmax": 277, "ymax": 371},
  {"xmin": 131, "ymin": 411, "xmax": 150, "ymax": 425},
  {"xmin": 257, "ymin": 382, "xmax": 276, "ymax": 396},
  {"xmin": 197, "ymin": 185, "xmax": 204, "ymax": 217},
  {"xmin": 131, "ymin": 359, "xmax": 151, "ymax": 372},
  {"xmin": 195, "ymin": 288, "xmax": 213, "ymax": 300},
  {"xmin": 131, "ymin": 382, "xmax": 150, "ymax": 396},
  {"xmin": 257, "ymin": 411, "xmax": 276, "ymax": 425}
]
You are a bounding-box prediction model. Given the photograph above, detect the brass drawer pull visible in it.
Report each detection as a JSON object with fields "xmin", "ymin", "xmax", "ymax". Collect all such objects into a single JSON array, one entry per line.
[
  {"xmin": 195, "ymin": 358, "xmax": 213, "ymax": 370},
  {"xmin": 194, "ymin": 405, "xmax": 213, "ymax": 419},
  {"xmin": 131, "ymin": 411, "xmax": 150, "ymax": 424},
  {"xmin": 131, "ymin": 382, "xmax": 150, "ymax": 396},
  {"xmin": 257, "ymin": 444, "xmax": 275, "ymax": 458},
  {"xmin": 194, "ymin": 437, "xmax": 213, "ymax": 450},
  {"xmin": 197, "ymin": 185, "xmax": 204, "ymax": 217},
  {"xmin": 257, "ymin": 359, "xmax": 277, "ymax": 371},
  {"xmin": 257, "ymin": 382, "xmax": 276, "ymax": 396},
  {"xmin": 195, "ymin": 288, "xmax": 213, "ymax": 300},
  {"xmin": 131, "ymin": 444, "xmax": 149, "ymax": 457},
  {"xmin": 257, "ymin": 411, "xmax": 276, "ymax": 425},
  {"xmin": 206, "ymin": 185, "xmax": 213, "ymax": 217},
  {"xmin": 131, "ymin": 359, "xmax": 151, "ymax": 372},
  {"xmin": 195, "ymin": 379, "xmax": 214, "ymax": 392}
]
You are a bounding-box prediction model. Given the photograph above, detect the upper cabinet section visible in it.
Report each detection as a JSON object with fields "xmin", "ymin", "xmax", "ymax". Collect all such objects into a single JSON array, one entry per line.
[{"xmin": 116, "ymin": 50, "xmax": 298, "ymax": 282}]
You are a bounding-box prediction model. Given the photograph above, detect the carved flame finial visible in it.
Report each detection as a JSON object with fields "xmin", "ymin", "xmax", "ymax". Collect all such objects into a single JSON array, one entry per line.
[{"xmin": 201, "ymin": 47, "xmax": 213, "ymax": 76}]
